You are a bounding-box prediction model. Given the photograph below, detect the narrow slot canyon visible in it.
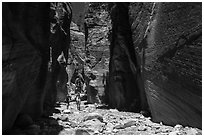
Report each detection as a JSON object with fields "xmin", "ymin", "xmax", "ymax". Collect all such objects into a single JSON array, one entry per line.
[{"xmin": 2, "ymin": 2, "xmax": 202, "ymax": 135}]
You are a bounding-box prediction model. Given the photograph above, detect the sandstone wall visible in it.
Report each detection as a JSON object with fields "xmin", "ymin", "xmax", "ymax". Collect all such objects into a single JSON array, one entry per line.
[
  {"xmin": 129, "ymin": 2, "xmax": 202, "ymax": 128},
  {"xmin": 44, "ymin": 2, "xmax": 72, "ymax": 111},
  {"xmin": 106, "ymin": 3, "xmax": 149, "ymax": 112},
  {"xmin": 85, "ymin": 2, "xmax": 111, "ymax": 73},
  {"xmin": 2, "ymin": 3, "xmax": 50, "ymax": 132},
  {"xmin": 84, "ymin": 3, "xmax": 112, "ymax": 101},
  {"xmin": 2, "ymin": 2, "xmax": 72, "ymax": 132},
  {"xmin": 83, "ymin": 2, "xmax": 202, "ymax": 129}
]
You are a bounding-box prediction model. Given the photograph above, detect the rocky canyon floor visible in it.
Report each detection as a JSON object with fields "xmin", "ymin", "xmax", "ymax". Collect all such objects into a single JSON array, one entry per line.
[{"xmin": 7, "ymin": 101, "xmax": 202, "ymax": 135}]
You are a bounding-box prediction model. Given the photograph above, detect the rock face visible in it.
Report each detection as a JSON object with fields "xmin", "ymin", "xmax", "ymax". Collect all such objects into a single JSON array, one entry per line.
[
  {"xmin": 2, "ymin": 2, "xmax": 72, "ymax": 132},
  {"xmin": 107, "ymin": 3, "xmax": 149, "ymax": 112},
  {"xmin": 85, "ymin": 3, "xmax": 111, "ymax": 72},
  {"xmin": 98, "ymin": 2, "xmax": 201, "ymax": 128},
  {"xmin": 55, "ymin": 21, "xmax": 85, "ymax": 102},
  {"xmin": 129, "ymin": 2, "xmax": 202, "ymax": 128},
  {"xmin": 2, "ymin": 2, "xmax": 202, "ymax": 133},
  {"xmin": 70, "ymin": 21, "xmax": 85, "ymax": 63},
  {"xmin": 44, "ymin": 2, "xmax": 72, "ymax": 109},
  {"xmin": 2, "ymin": 3, "xmax": 50, "ymax": 132},
  {"xmin": 84, "ymin": 2, "xmax": 111, "ymax": 104}
]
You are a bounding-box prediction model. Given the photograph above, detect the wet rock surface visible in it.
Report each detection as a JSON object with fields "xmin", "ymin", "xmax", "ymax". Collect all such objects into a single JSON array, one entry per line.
[{"xmin": 5, "ymin": 101, "xmax": 202, "ymax": 135}]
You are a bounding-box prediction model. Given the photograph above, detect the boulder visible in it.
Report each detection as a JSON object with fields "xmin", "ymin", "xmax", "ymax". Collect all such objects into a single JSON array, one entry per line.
[
  {"xmin": 113, "ymin": 119, "xmax": 137, "ymax": 130},
  {"xmin": 75, "ymin": 128, "xmax": 91, "ymax": 135},
  {"xmin": 109, "ymin": 109, "xmax": 119, "ymax": 113},
  {"xmin": 82, "ymin": 112, "xmax": 104, "ymax": 123},
  {"xmin": 185, "ymin": 128, "xmax": 198, "ymax": 135},
  {"xmin": 169, "ymin": 131, "xmax": 179, "ymax": 135},
  {"xmin": 105, "ymin": 123, "xmax": 114, "ymax": 133},
  {"xmin": 138, "ymin": 125, "xmax": 147, "ymax": 131},
  {"xmin": 69, "ymin": 121, "xmax": 78, "ymax": 128},
  {"xmin": 79, "ymin": 118, "xmax": 105, "ymax": 134},
  {"xmin": 123, "ymin": 119, "xmax": 138, "ymax": 128}
]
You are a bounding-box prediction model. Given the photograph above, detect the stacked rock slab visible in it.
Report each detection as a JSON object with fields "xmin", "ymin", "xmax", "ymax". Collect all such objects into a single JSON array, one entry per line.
[{"xmin": 129, "ymin": 2, "xmax": 202, "ymax": 128}]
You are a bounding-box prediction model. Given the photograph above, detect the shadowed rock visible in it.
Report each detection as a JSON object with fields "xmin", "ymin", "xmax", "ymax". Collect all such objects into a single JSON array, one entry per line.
[
  {"xmin": 2, "ymin": 3, "xmax": 50, "ymax": 132},
  {"xmin": 44, "ymin": 2, "xmax": 72, "ymax": 112},
  {"xmin": 107, "ymin": 3, "xmax": 149, "ymax": 112},
  {"xmin": 2, "ymin": 2, "xmax": 72, "ymax": 132}
]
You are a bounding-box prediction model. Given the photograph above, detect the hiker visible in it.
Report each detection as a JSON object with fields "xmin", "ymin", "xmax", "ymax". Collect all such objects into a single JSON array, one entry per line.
[
  {"xmin": 102, "ymin": 72, "xmax": 106, "ymax": 86},
  {"xmin": 74, "ymin": 73, "xmax": 84, "ymax": 110},
  {"xmin": 75, "ymin": 91, "xmax": 81, "ymax": 110},
  {"xmin": 75, "ymin": 73, "xmax": 84, "ymax": 94},
  {"xmin": 66, "ymin": 83, "xmax": 72, "ymax": 109}
]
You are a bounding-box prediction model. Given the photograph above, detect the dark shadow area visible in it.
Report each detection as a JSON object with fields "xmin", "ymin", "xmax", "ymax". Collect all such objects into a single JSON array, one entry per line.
[
  {"xmin": 54, "ymin": 102, "xmax": 62, "ymax": 107},
  {"xmin": 52, "ymin": 108, "xmax": 61, "ymax": 114},
  {"xmin": 3, "ymin": 109, "xmax": 64, "ymax": 135}
]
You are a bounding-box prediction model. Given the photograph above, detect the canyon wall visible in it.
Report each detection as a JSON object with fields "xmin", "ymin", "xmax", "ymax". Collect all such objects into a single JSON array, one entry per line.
[
  {"xmin": 2, "ymin": 2, "xmax": 72, "ymax": 132},
  {"xmin": 2, "ymin": 2, "xmax": 202, "ymax": 132},
  {"xmin": 129, "ymin": 2, "xmax": 202, "ymax": 128},
  {"xmin": 84, "ymin": 3, "xmax": 111, "ymax": 99},
  {"xmin": 2, "ymin": 3, "xmax": 50, "ymax": 132},
  {"xmin": 99, "ymin": 2, "xmax": 202, "ymax": 128}
]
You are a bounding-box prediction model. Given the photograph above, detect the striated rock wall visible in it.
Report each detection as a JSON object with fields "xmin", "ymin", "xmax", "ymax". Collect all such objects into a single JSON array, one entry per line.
[
  {"xmin": 129, "ymin": 2, "xmax": 202, "ymax": 128},
  {"xmin": 67, "ymin": 2, "xmax": 202, "ymax": 129}
]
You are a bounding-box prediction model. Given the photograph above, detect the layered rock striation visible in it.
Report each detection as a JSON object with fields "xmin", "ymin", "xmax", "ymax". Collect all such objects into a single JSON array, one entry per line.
[
  {"xmin": 129, "ymin": 2, "xmax": 202, "ymax": 128},
  {"xmin": 102, "ymin": 2, "xmax": 201, "ymax": 128}
]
